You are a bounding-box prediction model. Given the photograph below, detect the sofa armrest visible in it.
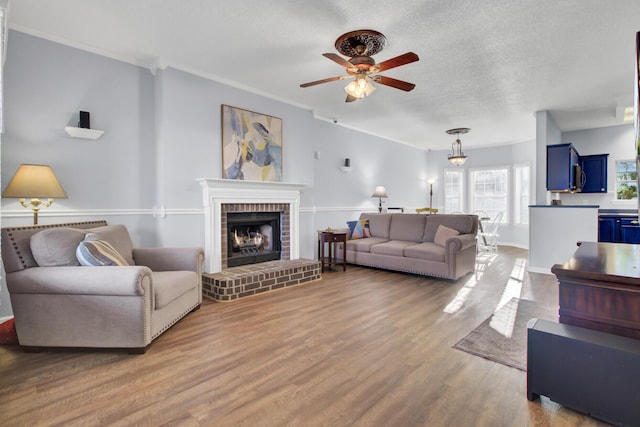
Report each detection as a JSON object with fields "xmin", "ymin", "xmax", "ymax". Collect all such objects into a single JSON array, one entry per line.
[
  {"xmin": 6, "ymin": 266, "xmax": 152, "ymax": 296},
  {"xmin": 133, "ymin": 247, "xmax": 204, "ymax": 273},
  {"xmin": 445, "ymin": 233, "xmax": 477, "ymax": 252}
]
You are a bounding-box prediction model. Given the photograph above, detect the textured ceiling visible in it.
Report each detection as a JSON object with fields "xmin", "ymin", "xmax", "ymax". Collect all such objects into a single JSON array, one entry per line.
[{"xmin": 7, "ymin": 0, "xmax": 640, "ymax": 150}]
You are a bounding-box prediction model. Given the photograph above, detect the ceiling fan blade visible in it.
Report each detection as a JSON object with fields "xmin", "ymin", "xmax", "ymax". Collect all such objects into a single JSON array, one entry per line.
[
  {"xmin": 300, "ymin": 76, "xmax": 346, "ymax": 88},
  {"xmin": 323, "ymin": 52, "xmax": 353, "ymax": 68},
  {"xmin": 374, "ymin": 52, "xmax": 419, "ymax": 72},
  {"xmin": 373, "ymin": 75, "xmax": 416, "ymax": 92},
  {"xmin": 345, "ymin": 94, "xmax": 358, "ymax": 103}
]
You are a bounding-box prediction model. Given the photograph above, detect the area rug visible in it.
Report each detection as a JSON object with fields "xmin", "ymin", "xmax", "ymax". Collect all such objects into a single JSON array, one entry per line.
[{"xmin": 453, "ymin": 298, "xmax": 557, "ymax": 371}]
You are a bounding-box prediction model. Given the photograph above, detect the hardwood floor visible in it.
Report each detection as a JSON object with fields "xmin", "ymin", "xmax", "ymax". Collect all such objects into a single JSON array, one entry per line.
[{"xmin": 0, "ymin": 247, "xmax": 610, "ymax": 426}]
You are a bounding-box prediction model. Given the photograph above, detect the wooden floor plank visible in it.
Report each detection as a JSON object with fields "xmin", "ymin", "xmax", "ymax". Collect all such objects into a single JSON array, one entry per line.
[{"xmin": 0, "ymin": 247, "xmax": 610, "ymax": 426}]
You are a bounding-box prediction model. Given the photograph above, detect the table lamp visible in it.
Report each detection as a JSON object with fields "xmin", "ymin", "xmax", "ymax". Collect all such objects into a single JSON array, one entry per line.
[
  {"xmin": 2, "ymin": 164, "xmax": 68, "ymax": 224},
  {"xmin": 371, "ymin": 186, "xmax": 388, "ymax": 213}
]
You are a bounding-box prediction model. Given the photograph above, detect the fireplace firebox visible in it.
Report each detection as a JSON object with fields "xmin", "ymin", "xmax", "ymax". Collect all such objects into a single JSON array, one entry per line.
[{"xmin": 226, "ymin": 212, "xmax": 281, "ymax": 267}]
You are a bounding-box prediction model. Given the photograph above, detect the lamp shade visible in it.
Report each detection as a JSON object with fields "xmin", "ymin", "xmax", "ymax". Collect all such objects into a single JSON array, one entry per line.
[
  {"xmin": 345, "ymin": 75, "xmax": 376, "ymax": 99},
  {"xmin": 2, "ymin": 164, "xmax": 68, "ymax": 199},
  {"xmin": 371, "ymin": 186, "xmax": 388, "ymax": 198}
]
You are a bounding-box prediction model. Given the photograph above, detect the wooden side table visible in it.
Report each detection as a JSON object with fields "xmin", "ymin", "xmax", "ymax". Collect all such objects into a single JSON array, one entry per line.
[{"xmin": 317, "ymin": 231, "xmax": 347, "ymax": 272}]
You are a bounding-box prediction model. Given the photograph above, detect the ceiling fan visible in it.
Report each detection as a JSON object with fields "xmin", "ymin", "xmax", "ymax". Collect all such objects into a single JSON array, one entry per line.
[{"xmin": 300, "ymin": 29, "xmax": 419, "ymax": 102}]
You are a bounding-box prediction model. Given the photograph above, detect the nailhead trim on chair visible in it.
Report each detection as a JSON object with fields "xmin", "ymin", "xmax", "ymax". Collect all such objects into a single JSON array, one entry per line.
[{"xmin": 151, "ymin": 303, "xmax": 200, "ymax": 340}]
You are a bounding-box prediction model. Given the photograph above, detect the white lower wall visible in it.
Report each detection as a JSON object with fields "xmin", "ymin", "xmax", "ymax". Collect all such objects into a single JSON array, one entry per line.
[{"xmin": 528, "ymin": 206, "xmax": 598, "ymax": 274}]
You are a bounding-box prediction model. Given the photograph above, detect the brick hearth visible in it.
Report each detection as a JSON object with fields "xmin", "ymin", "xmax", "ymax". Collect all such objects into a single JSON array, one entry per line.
[{"xmin": 202, "ymin": 259, "xmax": 321, "ymax": 301}]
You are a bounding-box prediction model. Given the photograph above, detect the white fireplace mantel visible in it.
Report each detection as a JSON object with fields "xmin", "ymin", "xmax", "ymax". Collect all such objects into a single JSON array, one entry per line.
[{"xmin": 197, "ymin": 178, "xmax": 305, "ymax": 273}]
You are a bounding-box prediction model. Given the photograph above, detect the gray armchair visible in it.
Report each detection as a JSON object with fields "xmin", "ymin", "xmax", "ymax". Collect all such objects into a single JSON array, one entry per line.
[{"xmin": 1, "ymin": 221, "xmax": 204, "ymax": 353}]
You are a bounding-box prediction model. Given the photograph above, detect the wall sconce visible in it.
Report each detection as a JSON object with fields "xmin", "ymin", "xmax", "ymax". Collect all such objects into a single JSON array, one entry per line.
[
  {"xmin": 2, "ymin": 164, "xmax": 68, "ymax": 224},
  {"xmin": 340, "ymin": 158, "xmax": 353, "ymax": 172},
  {"xmin": 371, "ymin": 186, "xmax": 388, "ymax": 213},
  {"xmin": 447, "ymin": 128, "xmax": 470, "ymax": 166}
]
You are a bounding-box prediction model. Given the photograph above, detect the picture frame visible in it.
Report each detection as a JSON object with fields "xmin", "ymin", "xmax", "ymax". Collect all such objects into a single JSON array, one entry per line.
[{"xmin": 221, "ymin": 105, "xmax": 283, "ymax": 182}]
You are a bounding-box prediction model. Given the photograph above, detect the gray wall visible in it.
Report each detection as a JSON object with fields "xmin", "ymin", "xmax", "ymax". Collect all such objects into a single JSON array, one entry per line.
[
  {"xmin": 0, "ymin": 31, "xmax": 431, "ymax": 317},
  {"xmin": 535, "ymin": 111, "xmax": 562, "ymax": 204}
]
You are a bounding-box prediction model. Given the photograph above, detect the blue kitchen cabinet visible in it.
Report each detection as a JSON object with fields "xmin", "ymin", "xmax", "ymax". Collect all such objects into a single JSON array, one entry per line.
[
  {"xmin": 547, "ymin": 143, "xmax": 581, "ymax": 192},
  {"xmin": 580, "ymin": 154, "xmax": 608, "ymax": 193},
  {"xmin": 598, "ymin": 215, "xmax": 640, "ymax": 243},
  {"xmin": 621, "ymin": 217, "xmax": 640, "ymax": 243},
  {"xmin": 598, "ymin": 216, "xmax": 620, "ymax": 242}
]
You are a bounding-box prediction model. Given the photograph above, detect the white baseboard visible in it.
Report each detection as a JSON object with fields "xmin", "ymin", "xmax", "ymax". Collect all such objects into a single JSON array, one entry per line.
[
  {"xmin": 527, "ymin": 266, "xmax": 552, "ymax": 275},
  {"xmin": 498, "ymin": 241, "xmax": 529, "ymax": 250}
]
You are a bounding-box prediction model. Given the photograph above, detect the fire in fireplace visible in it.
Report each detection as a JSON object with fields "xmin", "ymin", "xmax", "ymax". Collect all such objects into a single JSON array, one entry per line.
[{"xmin": 227, "ymin": 212, "xmax": 281, "ymax": 267}]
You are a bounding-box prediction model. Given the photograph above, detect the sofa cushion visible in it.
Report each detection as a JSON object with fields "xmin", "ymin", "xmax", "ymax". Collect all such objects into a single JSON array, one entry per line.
[
  {"xmin": 152, "ymin": 270, "xmax": 198, "ymax": 310},
  {"xmin": 389, "ymin": 214, "xmax": 426, "ymax": 242},
  {"xmin": 360, "ymin": 213, "xmax": 392, "ymax": 239},
  {"xmin": 77, "ymin": 234, "xmax": 130, "ymax": 266},
  {"xmin": 347, "ymin": 219, "xmax": 371, "ymax": 239},
  {"xmin": 345, "ymin": 237, "xmax": 389, "ymax": 253},
  {"xmin": 434, "ymin": 225, "xmax": 460, "ymax": 247},
  {"xmin": 86, "ymin": 224, "xmax": 135, "ymax": 265},
  {"xmin": 30, "ymin": 228, "xmax": 86, "ymax": 267},
  {"xmin": 423, "ymin": 215, "xmax": 476, "ymax": 242},
  {"xmin": 403, "ymin": 242, "xmax": 446, "ymax": 262},
  {"xmin": 370, "ymin": 240, "xmax": 419, "ymax": 257}
]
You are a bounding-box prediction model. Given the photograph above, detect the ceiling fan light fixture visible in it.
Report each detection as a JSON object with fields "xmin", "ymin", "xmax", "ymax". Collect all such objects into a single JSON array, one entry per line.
[
  {"xmin": 299, "ymin": 30, "xmax": 419, "ymax": 102},
  {"xmin": 446, "ymin": 128, "xmax": 470, "ymax": 166},
  {"xmin": 344, "ymin": 75, "xmax": 376, "ymax": 99}
]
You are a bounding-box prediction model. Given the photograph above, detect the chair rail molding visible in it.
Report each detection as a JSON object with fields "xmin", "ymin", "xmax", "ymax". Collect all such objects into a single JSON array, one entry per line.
[{"xmin": 0, "ymin": 207, "xmax": 204, "ymax": 219}]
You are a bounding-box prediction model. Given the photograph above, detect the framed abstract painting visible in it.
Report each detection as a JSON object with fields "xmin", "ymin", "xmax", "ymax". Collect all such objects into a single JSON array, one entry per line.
[{"xmin": 221, "ymin": 105, "xmax": 283, "ymax": 182}]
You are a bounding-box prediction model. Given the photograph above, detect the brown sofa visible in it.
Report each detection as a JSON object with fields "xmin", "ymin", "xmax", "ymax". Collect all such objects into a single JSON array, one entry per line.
[
  {"xmin": 1, "ymin": 221, "xmax": 204, "ymax": 353},
  {"xmin": 343, "ymin": 213, "xmax": 478, "ymax": 280}
]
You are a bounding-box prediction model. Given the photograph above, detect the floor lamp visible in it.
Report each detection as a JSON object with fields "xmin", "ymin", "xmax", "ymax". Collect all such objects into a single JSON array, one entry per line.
[{"xmin": 428, "ymin": 178, "xmax": 435, "ymax": 210}]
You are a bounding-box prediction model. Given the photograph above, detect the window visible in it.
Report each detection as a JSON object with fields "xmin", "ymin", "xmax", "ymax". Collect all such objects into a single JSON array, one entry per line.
[
  {"xmin": 513, "ymin": 163, "xmax": 531, "ymax": 225},
  {"xmin": 615, "ymin": 160, "xmax": 638, "ymax": 200},
  {"xmin": 469, "ymin": 167, "xmax": 509, "ymax": 222},
  {"xmin": 444, "ymin": 168, "xmax": 464, "ymax": 213}
]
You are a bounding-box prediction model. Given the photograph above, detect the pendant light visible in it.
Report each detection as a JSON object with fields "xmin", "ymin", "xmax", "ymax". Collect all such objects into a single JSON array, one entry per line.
[{"xmin": 447, "ymin": 128, "xmax": 470, "ymax": 166}]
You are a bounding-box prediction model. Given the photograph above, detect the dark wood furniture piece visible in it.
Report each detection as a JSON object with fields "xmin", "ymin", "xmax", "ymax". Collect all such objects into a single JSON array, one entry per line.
[
  {"xmin": 317, "ymin": 231, "xmax": 347, "ymax": 272},
  {"xmin": 527, "ymin": 318, "xmax": 640, "ymax": 427},
  {"xmin": 551, "ymin": 241, "xmax": 640, "ymax": 340}
]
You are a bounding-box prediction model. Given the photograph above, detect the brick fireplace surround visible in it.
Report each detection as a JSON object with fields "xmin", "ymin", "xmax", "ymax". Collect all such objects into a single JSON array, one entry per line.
[
  {"xmin": 197, "ymin": 179, "xmax": 321, "ymax": 301},
  {"xmin": 220, "ymin": 202, "xmax": 290, "ymax": 270}
]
